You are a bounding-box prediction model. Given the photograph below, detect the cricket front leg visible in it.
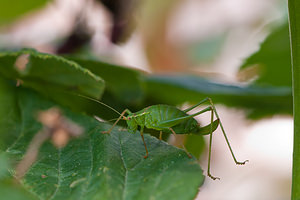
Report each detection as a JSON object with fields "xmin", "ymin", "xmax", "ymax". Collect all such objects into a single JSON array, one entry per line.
[
  {"xmin": 159, "ymin": 131, "xmax": 162, "ymax": 140},
  {"xmin": 102, "ymin": 109, "xmax": 129, "ymax": 134},
  {"xmin": 140, "ymin": 126, "xmax": 149, "ymax": 159}
]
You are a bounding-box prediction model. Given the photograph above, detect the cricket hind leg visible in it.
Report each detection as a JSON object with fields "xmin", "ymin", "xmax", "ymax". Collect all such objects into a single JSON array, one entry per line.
[
  {"xmin": 184, "ymin": 105, "xmax": 220, "ymax": 180},
  {"xmin": 207, "ymin": 107, "xmax": 220, "ymax": 180},
  {"xmin": 169, "ymin": 128, "xmax": 192, "ymax": 159},
  {"xmin": 183, "ymin": 98, "xmax": 210, "ymax": 113},
  {"xmin": 184, "ymin": 98, "xmax": 248, "ymax": 180},
  {"xmin": 206, "ymin": 98, "xmax": 249, "ymax": 166},
  {"xmin": 184, "ymin": 98, "xmax": 248, "ymax": 165}
]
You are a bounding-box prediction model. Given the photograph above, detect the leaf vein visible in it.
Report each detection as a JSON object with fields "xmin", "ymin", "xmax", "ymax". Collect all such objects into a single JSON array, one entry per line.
[
  {"xmin": 118, "ymin": 134, "xmax": 128, "ymax": 200},
  {"xmin": 80, "ymin": 137, "xmax": 94, "ymax": 198},
  {"xmin": 48, "ymin": 148, "xmax": 62, "ymax": 200}
]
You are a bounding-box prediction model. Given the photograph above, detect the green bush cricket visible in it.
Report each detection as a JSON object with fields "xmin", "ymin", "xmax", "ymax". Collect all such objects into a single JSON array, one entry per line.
[{"xmin": 79, "ymin": 95, "xmax": 248, "ymax": 180}]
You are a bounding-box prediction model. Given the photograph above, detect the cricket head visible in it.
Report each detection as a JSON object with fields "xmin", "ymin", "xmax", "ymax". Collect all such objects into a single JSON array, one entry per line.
[{"xmin": 125, "ymin": 115, "xmax": 138, "ymax": 134}]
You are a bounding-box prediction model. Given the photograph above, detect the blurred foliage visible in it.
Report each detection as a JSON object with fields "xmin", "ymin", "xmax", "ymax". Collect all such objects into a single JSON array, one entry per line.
[
  {"xmin": 0, "ymin": 180, "xmax": 38, "ymax": 200},
  {"xmin": 187, "ymin": 34, "xmax": 226, "ymax": 64},
  {"xmin": 139, "ymin": 0, "xmax": 187, "ymax": 72},
  {"xmin": 68, "ymin": 56, "xmax": 145, "ymax": 105},
  {"xmin": 98, "ymin": 0, "xmax": 138, "ymax": 44},
  {"xmin": 0, "ymin": 0, "xmax": 49, "ymax": 25},
  {"xmin": 56, "ymin": 22, "xmax": 92, "ymax": 55},
  {"xmin": 185, "ymin": 135, "xmax": 206, "ymax": 159},
  {"xmin": 63, "ymin": 53, "xmax": 294, "ymax": 119},
  {"xmin": 240, "ymin": 23, "xmax": 291, "ymax": 87},
  {"xmin": 144, "ymin": 75, "xmax": 292, "ymax": 119}
]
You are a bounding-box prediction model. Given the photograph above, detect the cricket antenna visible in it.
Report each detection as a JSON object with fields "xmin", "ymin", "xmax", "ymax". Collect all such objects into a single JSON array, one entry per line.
[{"xmin": 75, "ymin": 94, "xmax": 122, "ymax": 116}]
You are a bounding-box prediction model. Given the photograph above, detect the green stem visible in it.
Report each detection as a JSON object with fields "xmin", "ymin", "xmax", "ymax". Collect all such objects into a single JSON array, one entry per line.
[{"xmin": 289, "ymin": 0, "xmax": 300, "ymax": 199}]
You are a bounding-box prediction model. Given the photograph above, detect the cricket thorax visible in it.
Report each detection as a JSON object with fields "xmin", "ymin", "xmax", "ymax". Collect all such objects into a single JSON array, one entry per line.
[{"xmin": 126, "ymin": 116, "xmax": 138, "ymax": 134}]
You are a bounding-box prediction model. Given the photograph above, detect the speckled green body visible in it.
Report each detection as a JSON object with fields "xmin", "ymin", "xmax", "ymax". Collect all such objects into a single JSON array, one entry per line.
[{"xmin": 126, "ymin": 105, "xmax": 200, "ymax": 134}]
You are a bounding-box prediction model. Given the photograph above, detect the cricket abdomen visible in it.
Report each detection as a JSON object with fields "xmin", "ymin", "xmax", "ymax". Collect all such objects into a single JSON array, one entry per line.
[{"xmin": 136, "ymin": 105, "xmax": 200, "ymax": 134}]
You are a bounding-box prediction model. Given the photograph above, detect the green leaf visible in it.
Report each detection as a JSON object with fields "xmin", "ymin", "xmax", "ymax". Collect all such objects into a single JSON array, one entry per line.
[
  {"xmin": 240, "ymin": 22, "xmax": 291, "ymax": 87},
  {"xmin": 288, "ymin": 0, "xmax": 300, "ymax": 199},
  {"xmin": 0, "ymin": 49, "xmax": 104, "ymax": 98},
  {"xmin": 0, "ymin": 149, "xmax": 35, "ymax": 200},
  {"xmin": 182, "ymin": 119, "xmax": 219, "ymax": 158},
  {"xmin": 144, "ymin": 75, "xmax": 292, "ymax": 119},
  {"xmin": 0, "ymin": 152, "xmax": 10, "ymax": 179},
  {"xmin": 2, "ymin": 84, "xmax": 204, "ymax": 200},
  {"xmin": 0, "ymin": 77, "xmax": 21, "ymax": 151},
  {"xmin": 0, "ymin": 49, "xmax": 108, "ymax": 118},
  {"xmin": 0, "ymin": 0, "xmax": 49, "ymax": 25},
  {"xmin": 185, "ymin": 135, "xmax": 205, "ymax": 159}
]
